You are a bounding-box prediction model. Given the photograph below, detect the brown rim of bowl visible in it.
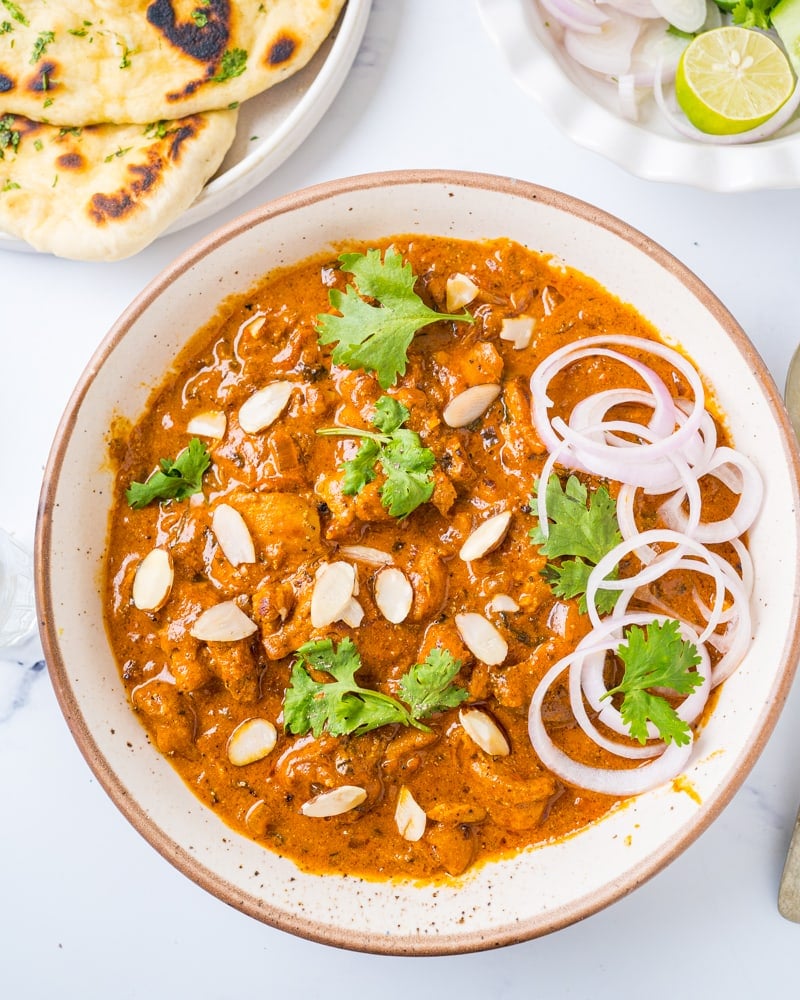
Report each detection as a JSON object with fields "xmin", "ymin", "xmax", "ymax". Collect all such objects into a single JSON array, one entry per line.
[{"xmin": 34, "ymin": 168, "xmax": 800, "ymax": 956}]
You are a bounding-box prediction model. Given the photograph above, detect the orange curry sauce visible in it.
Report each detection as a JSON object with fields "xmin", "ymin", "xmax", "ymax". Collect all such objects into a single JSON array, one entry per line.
[{"xmin": 104, "ymin": 236, "xmax": 734, "ymax": 881}]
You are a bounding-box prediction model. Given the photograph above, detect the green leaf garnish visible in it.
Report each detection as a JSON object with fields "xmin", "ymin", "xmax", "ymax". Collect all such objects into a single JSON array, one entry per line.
[
  {"xmin": 315, "ymin": 248, "xmax": 474, "ymax": 389},
  {"xmin": 397, "ymin": 648, "xmax": 468, "ymax": 719},
  {"xmin": 602, "ymin": 619, "xmax": 704, "ymax": 746},
  {"xmin": 211, "ymin": 47, "xmax": 247, "ymax": 82},
  {"xmin": 318, "ymin": 395, "xmax": 436, "ymax": 518},
  {"xmin": 284, "ymin": 639, "xmax": 467, "ymax": 738},
  {"xmin": 729, "ymin": 0, "xmax": 776, "ymax": 28},
  {"xmin": 529, "ymin": 474, "xmax": 622, "ymax": 614},
  {"xmin": 125, "ymin": 437, "xmax": 211, "ymax": 509}
]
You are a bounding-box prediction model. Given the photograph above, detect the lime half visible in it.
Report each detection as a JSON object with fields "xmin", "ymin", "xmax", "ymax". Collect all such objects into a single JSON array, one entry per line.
[{"xmin": 675, "ymin": 26, "xmax": 795, "ymax": 135}]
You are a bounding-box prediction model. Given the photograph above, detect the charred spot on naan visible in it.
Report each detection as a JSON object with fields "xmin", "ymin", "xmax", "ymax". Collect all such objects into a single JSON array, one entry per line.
[
  {"xmin": 89, "ymin": 162, "xmax": 161, "ymax": 225},
  {"xmin": 268, "ymin": 33, "xmax": 298, "ymax": 65},
  {"xmin": 57, "ymin": 152, "xmax": 85, "ymax": 171},
  {"xmin": 0, "ymin": 74, "xmax": 13, "ymax": 94},
  {"xmin": 87, "ymin": 116, "xmax": 209, "ymax": 226},
  {"xmin": 27, "ymin": 61, "xmax": 59, "ymax": 94},
  {"xmin": 146, "ymin": 0, "xmax": 231, "ymax": 64}
]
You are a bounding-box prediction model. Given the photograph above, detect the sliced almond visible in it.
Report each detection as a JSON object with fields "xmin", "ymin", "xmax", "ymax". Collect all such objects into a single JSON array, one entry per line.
[
  {"xmin": 487, "ymin": 593, "xmax": 520, "ymax": 614},
  {"xmin": 459, "ymin": 708, "xmax": 510, "ymax": 756},
  {"xmin": 310, "ymin": 561, "xmax": 357, "ymax": 628},
  {"xmin": 500, "ymin": 315, "xmax": 535, "ymax": 350},
  {"xmin": 238, "ymin": 381, "xmax": 294, "ymax": 434},
  {"xmin": 212, "ymin": 503, "xmax": 256, "ymax": 566},
  {"xmin": 340, "ymin": 597, "xmax": 365, "ymax": 628},
  {"xmin": 459, "ymin": 510, "xmax": 512, "ymax": 562},
  {"xmin": 186, "ymin": 410, "xmax": 227, "ymax": 439},
  {"xmin": 227, "ymin": 718, "xmax": 277, "ymax": 766},
  {"xmin": 190, "ymin": 601, "xmax": 258, "ymax": 642},
  {"xmin": 455, "ymin": 612, "xmax": 508, "ymax": 666},
  {"xmin": 300, "ymin": 785, "xmax": 367, "ymax": 818},
  {"xmin": 373, "ymin": 566, "xmax": 413, "ymax": 624},
  {"xmin": 240, "ymin": 312, "xmax": 266, "ymax": 337},
  {"xmin": 446, "ymin": 272, "xmax": 479, "ymax": 312},
  {"xmin": 443, "ymin": 383, "xmax": 501, "ymax": 428},
  {"xmin": 337, "ymin": 544, "xmax": 394, "ymax": 566},
  {"xmin": 132, "ymin": 548, "xmax": 174, "ymax": 612},
  {"xmin": 395, "ymin": 786, "xmax": 427, "ymax": 842}
]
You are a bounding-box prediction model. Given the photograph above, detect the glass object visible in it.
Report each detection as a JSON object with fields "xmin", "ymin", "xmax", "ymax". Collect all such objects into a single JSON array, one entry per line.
[{"xmin": 0, "ymin": 528, "xmax": 37, "ymax": 648}]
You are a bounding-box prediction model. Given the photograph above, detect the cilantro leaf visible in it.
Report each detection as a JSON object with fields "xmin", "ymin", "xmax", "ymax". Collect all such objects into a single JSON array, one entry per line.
[
  {"xmin": 212, "ymin": 47, "xmax": 247, "ymax": 82},
  {"xmin": 319, "ymin": 395, "xmax": 436, "ymax": 518},
  {"xmin": 530, "ymin": 475, "xmax": 622, "ymax": 613},
  {"xmin": 315, "ymin": 248, "xmax": 474, "ymax": 389},
  {"xmin": 603, "ymin": 620, "xmax": 704, "ymax": 746},
  {"xmin": 284, "ymin": 639, "xmax": 469, "ymax": 738},
  {"xmin": 284, "ymin": 638, "xmax": 417, "ymax": 737},
  {"xmin": 126, "ymin": 437, "xmax": 211, "ymax": 509},
  {"xmin": 398, "ymin": 648, "xmax": 468, "ymax": 719},
  {"xmin": 729, "ymin": 0, "xmax": 775, "ymax": 28},
  {"xmin": 541, "ymin": 559, "xmax": 619, "ymax": 616}
]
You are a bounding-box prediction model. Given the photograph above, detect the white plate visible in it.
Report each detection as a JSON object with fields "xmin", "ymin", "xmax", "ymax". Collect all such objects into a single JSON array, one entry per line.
[
  {"xmin": 0, "ymin": 0, "xmax": 372, "ymax": 254},
  {"xmin": 478, "ymin": 0, "xmax": 800, "ymax": 192}
]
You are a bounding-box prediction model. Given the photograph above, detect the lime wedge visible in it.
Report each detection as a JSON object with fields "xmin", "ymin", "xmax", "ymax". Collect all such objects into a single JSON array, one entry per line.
[{"xmin": 675, "ymin": 26, "xmax": 795, "ymax": 135}]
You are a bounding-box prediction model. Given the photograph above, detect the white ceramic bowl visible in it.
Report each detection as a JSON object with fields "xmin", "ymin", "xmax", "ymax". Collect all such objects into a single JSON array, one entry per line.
[
  {"xmin": 478, "ymin": 0, "xmax": 800, "ymax": 192},
  {"xmin": 36, "ymin": 170, "xmax": 800, "ymax": 954}
]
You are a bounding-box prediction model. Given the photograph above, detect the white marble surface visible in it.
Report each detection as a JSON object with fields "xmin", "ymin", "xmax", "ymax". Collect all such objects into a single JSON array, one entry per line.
[{"xmin": 2, "ymin": 0, "xmax": 800, "ymax": 995}]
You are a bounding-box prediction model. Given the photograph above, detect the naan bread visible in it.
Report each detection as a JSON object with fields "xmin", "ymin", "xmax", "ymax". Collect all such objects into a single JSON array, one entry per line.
[
  {"xmin": 0, "ymin": 0, "xmax": 346, "ymax": 126},
  {"xmin": 0, "ymin": 109, "xmax": 238, "ymax": 260}
]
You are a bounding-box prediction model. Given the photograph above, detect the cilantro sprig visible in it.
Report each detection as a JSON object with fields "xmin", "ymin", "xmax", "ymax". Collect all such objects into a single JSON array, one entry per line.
[
  {"xmin": 603, "ymin": 619, "xmax": 704, "ymax": 746},
  {"xmin": 284, "ymin": 638, "xmax": 466, "ymax": 738},
  {"xmin": 315, "ymin": 248, "xmax": 474, "ymax": 389},
  {"xmin": 126, "ymin": 437, "xmax": 211, "ymax": 509},
  {"xmin": 318, "ymin": 395, "xmax": 436, "ymax": 518},
  {"xmin": 529, "ymin": 474, "xmax": 622, "ymax": 614},
  {"xmin": 716, "ymin": 0, "xmax": 777, "ymax": 28}
]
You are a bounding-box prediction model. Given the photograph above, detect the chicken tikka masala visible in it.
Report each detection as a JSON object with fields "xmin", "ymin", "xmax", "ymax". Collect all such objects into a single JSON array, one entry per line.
[{"xmin": 104, "ymin": 235, "xmax": 758, "ymax": 881}]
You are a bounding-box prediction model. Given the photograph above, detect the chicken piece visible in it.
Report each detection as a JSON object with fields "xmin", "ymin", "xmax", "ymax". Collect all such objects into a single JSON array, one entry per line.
[
  {"xmin": 264, "ymin": 427, "xmax": 306, "ymax": 489},
  {"xmin": 407, "ymin": 549, "xmax": 449, "ymax": 623},
  {"xmin": 455, "ymin": 731, "xmax": 558, "ymax": 832},
  {"xmin": 425, "ymin": 821, "xmax": 476, "ymax": 877},
  {"xmin": 314, "ymin": 472, "xmax": 358, "ymax": 541},
  {"xmin": 159, "ymin": 627, "xmax": 213, "ymax": 693},
  {"xmin": 434, "ymin": 341, "xmax": 504, "ymax": 391},
  {"xmin": 272, "ymin": 732, "xmax": 385, "ymax": 802},
  {"xmin": 416, "ymin": 619, "xmax": 473, "ymax": 669},
  {"xmin": 205, "ymin": 639, "xmax": 260, "ymax": 702},
  {"xmin": 131, "ymin": 678, "xmax": 196, "ymax": 756},
  {"xmin": 352, "ymin": 479, "xmax": 394, "ymax": 524},
  {"xmin": 381, "ymin": 727, "xmax": 441, "ymax": 779},
  {"xmin": 231, "ymin": 491, "xmax": 320, "ymax": 570},
  {"xmin": 252, "ymin": 572, "xmax": 314, "ymax": 661},
  {"xmin": 499, "ymin": 377, "xmax": 547, "ymax": 462},
  {"xmin": 430, "ymin": 467, "xmax": 457, "ymax": 516}
]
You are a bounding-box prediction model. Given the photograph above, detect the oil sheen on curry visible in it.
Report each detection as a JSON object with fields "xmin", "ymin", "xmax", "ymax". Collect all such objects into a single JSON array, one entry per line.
[{"xmin": 104, "ymin": 236, "xmax": 758, "ymax": 881}]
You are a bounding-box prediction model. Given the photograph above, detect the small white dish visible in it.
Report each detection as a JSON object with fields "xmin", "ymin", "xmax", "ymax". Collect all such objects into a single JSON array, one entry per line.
[
  {"xmin": 36, "ymin": 170, "xmax": 800, "ymax": 954},
  {"xmin": 478, "ymin": 0, "xmax": 800, "ymax": 192}
]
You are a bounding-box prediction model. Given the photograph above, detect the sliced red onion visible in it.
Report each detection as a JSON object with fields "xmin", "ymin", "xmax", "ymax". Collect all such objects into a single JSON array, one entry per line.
[
  {"xmin": 603, "ymin": 0, "xmax": 663, "ymax": 18},
  {"xmin": 651, "ymin": 0, "xmax": 706, "ymax": 32},
  {"xmin": 539, "ymin": 0, "xmax": 609, "ymax": 32},
  {"xmin": 628, "ymin": 19, "xmax": 688, "ymax": 87},
  {"xmin": 618, "ymin": 73, "xmax": 641, "ymax": 120},
  {"xmin": 580, "ymin": 616, "xmax": 711, "ymax": 736},
  {"xmin": 564, "ymin": 8, "xmax": 642, "ymax": 76},
  {"xmin": 530, "ymin": 335, "xmax": 706, "ymax": 489},
  {"xmin": 659, "ymin": 446, "xmax": 763, "ymax": 543},
  {"xmin": 528, "ymin": 650, "xmax": 694, "ymax": 795}
]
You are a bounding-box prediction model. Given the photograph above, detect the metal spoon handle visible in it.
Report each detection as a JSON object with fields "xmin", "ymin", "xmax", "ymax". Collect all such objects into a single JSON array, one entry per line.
[{"xmin": 779, "ymin": 805, "xmax": 800, "ymax": 921}]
